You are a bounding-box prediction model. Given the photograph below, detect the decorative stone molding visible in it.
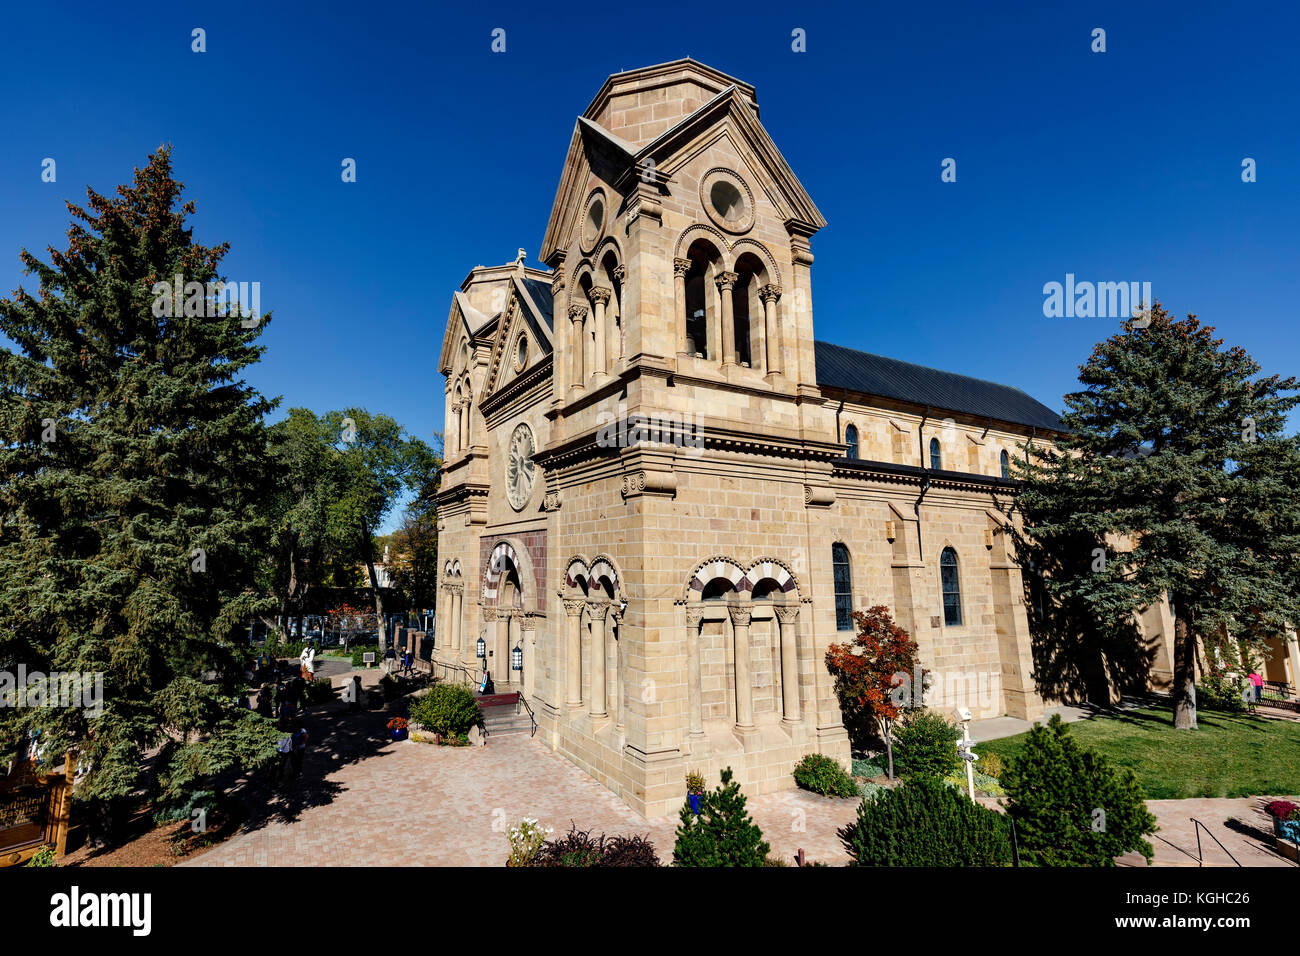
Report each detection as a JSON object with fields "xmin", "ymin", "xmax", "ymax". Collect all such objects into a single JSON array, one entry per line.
[
  {"xmin": 621, "ymin": 469, "xmax": 677, "ymax": 499},
  {"xmin": 714, "ymin": 270, "xmax": 739, "ymax": 293},
  {"xmin": 568, "ymin": 303, "xmax": 589, "ymax": 322},
  {"xmin": 758, "ymin": 283, "xmax": 783, "ymax": 304},
  {"xmin": 804, "ymin": 484, "xmax": 835, "ymax": 507},
  {"xmin": 684, "ymin": 605, "xmax": 705, "ymax": 628},
  {"xmin": 673, "ymin": 257, "xmax": 692, "ymax": 278},
  {"xmin": 543, "ymin": 488, "xmax": 562, "ymax": 512},
  {"xmin": 612, "ymin": 264, "xmax": 626, "ymax": 284},
  {"xmin": 588, "ymin": 286, "xmax": 612, "ymax": 307},
  {"xmin": 774, "ymin": 604, "xmax": 801, "ymax": 625},
  {"xmin": 482, "ymin": 607, "xmax": 498, "ymax": 622},
  {"xmin": 562, "ymin": 598, "xmax": 586, "ymax": 618},
  {"xmin": 551, "ymin": 269, "xmax": 566, "ymax": 296},
  {"xmin": 586, "ymin": 599, "xmax": 611, "ymax": 620}
]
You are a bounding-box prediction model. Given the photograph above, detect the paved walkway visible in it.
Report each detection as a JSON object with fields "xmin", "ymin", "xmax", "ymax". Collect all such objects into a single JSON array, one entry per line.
[{"xmin": 189, "ymin": 675, "xmax": 1298, "ymax": 867}]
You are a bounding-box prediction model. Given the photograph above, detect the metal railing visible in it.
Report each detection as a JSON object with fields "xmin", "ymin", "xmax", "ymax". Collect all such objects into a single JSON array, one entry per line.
[
  {"xmin": 516, "ymin": 692, "xmax": 538, "ymax": 737},
  {"xmin": 1190, "ymin": 817, "xmax": 1241, "ymax": 867}
]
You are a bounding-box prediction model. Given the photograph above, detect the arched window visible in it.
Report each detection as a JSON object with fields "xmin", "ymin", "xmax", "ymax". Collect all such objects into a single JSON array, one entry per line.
[
  {"xmin": 832, "ymin": 543, "xmax": 853, "ymax": 631},
  {"xmin": 844, "ymin": 424, "xmax": 859, "ymax": 460},
  {"xmin": 1000, "ymin": 449, "xmax": 1010, "ymax": 479},
  {"xmin": 940, "ymin": 547, "xmax": 962, "ymax": 626},
  {"xmin": 929, "ymin": 437, "xmax": 942, "ymax": 471}
]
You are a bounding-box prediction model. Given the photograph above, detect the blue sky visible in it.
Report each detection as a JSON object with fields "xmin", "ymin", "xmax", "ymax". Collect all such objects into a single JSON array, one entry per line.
[{"xmin": 3, "ymin": 1, "xmax": 1298, "ymax": 528}]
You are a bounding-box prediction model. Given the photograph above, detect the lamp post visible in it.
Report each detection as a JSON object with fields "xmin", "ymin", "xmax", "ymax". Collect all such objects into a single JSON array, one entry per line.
[
  {"xmin": 954, "ymin": 707, "xmax": 976, "ymax": 802},
  {"xmin": 476, "ymin": 635, "xmax": 486, "ymax": 660},
  {"xmin": 511, "ymin": 642, "xmax": 523, "ymax": 672}
]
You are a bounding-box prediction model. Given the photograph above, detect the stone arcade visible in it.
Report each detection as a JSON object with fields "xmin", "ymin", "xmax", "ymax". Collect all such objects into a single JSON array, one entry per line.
[{"xmin": 431, "ymin": 60, "xmax": 1294, "ymax": 816}]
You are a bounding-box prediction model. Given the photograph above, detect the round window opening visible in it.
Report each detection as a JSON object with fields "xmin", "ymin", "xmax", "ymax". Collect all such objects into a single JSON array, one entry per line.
[
  {"xmin": 516, "ymin": 334, "xmax": 528, "ymax": 369},
  {"xmin": 583, "ymin": 197, "xmax": 605, "ymax": 246},
  {"xmin": 710, "ymin": 181, "xmax": 745, "ymax": 223}
]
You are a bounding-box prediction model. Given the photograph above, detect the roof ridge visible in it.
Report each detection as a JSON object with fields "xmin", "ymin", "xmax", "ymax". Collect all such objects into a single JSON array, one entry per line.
[{"xmin": 815, "ymin": 339, "xmax": 1040, "ymax": 399}]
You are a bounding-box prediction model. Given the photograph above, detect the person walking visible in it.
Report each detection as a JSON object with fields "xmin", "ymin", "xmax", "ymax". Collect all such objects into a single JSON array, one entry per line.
[
  {"xmin": 1248, "ymin": 670, "xmax": 1264, "ymax": 705},
  {"xmin": 289, "ymin": 726, "xmax": 310, "ymax": 780}
]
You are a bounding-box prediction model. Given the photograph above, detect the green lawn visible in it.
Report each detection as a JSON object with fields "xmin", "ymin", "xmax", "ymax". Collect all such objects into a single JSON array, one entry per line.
[{"xmin": 976, "ymin": 707, "xmax": 1300, "ymax": 800}]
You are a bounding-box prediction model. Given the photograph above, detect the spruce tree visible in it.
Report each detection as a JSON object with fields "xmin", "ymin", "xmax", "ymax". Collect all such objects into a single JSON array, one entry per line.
[
  {"xmin": 0, "ymin": 147, "xmax": 279, "ymax": 824},
  {"xmin": 1002, "ymin": 715, "xmax": 1156, "ymax": 866},
  {"xmin": 672, "ymin": 767, "xmax": 770, "ymax": 866},
  {"xmin": 1016, "ymin": 304, "xmax": 1300, "ymax": 729}
]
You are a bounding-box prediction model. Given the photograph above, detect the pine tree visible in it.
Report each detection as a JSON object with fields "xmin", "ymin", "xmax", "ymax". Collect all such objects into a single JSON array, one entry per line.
[
  {"xmin": 1002, "ymin": 715, "xmax": 1156, "ymax": 866},
  {"xmin": 672, "ymin": 767, "xmax": 770, "ymax": 866},
  {"xmin": 0, "ymin": 147, "xmax": 279, "ymax": 824},
  {"xmin": 1016, "ymin": 304, "xmax": 1300, "ymax": 729}
]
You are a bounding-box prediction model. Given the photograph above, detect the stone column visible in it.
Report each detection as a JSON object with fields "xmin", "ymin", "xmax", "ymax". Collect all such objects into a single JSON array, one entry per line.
[
  {"xmin": 728, "ymin": 600, "xmax": 754, "ymax": 730},
  {"xmin": 716, "ymin": 271, "xmax": 739, "ymax": 367},
  {"xmin": 589, "ymin": 287, "xmax": 610, "ymax": 377},
  {"xmin": 775, "ymin": 602, "xmax": 802, "ymax": 723},
  {"xmin": 563, "ymin": 599, "xmax": 584, "ymax": 707},
  {"xmin": 612, "ymin": 265, "xmax": 627, "ymax": 363},
  {"xmin": 521, "ymin": 615, "xmax": 537, "ymax": 700},
  {"xmin": 450, "ymin": 585, "xmax": 463, "ymax": 653},
  {"xmin": 1287, "ymin": 626, "xmax": 1300, "ymax": 689},
  {"xmin": 759, "ymin": 284, "xmax": 782, "ymax": 376},
  {"xmin": 588, "ymin": 599, "xmax": 609, "ymax": 718},
  {"xmin": 610, "ymin": 605, "xmax": 623, "ymax": 729},
  {"xmin": 568, "ymin": 304, "xmax": 587, "ymax": 392},
  {"xmin": 459, "ymin": 400, "xmax": 470, "ymax": 450},
  {"xmin": 684, "ymin": 605, "xmax": 705, "ymax": 741},
  {"xmin": 673, "ymin": 258, "xmax": 691, "ymax": 355}
]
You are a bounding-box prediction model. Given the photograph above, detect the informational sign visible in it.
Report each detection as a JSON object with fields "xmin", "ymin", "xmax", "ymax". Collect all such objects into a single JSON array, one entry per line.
[
  {"xmin": 0, "ymin": 787, "xmax": 51, "ymax": 854},
  {"xmin": 363, "ymin": 652, "xmax": 376, "ymax": 666},
  {"xmin": 0, "ymin": 752, "xmax": 75, "ymax": 866}
]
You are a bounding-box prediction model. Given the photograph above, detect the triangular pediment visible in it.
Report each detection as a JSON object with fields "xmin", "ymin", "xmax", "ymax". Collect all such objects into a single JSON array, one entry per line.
[{"xmin": 481, "ymin": 275, "xmax": 555, "ymax": 397}]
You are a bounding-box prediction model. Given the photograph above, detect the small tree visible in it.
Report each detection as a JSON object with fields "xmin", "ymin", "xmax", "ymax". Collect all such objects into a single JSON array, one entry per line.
[
  {"xmin": 893, "ymin": 709, "xmax": 961, "ymax": 779},
  {"xmin": 838, "ymin": 775, "xmax": 1011, "ymax": 866},
  {"xmin": 672, "ymin": 767, "xmax": 769, "ymax": 867},
  {"xmin": 825, "ymin": 605, "xmax": 920, "ymax": 777},
  {"xmin": 409, "ymin": 683, "xmax": 481, "ymax": 737},
  {"xmin": 1002, "ymin": 715, "xmax": 1156, "ymax": 866}
]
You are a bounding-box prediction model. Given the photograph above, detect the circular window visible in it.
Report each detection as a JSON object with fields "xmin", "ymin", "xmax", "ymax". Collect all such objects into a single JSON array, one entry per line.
[
  {"xmin": 710, "ymin": 181, "xmax": 745, "ymax": 223},
  {"xmin": 581, "ymin": 191, "xmax": 605, "ymax": 251},
  {"xmin": 506, "ymin": 423, "xmax": 537, "ymax": 511},
  {"xmin": 515, "ymin": 333, "xmax": 528, "ymax": 371},
  {"xmin": 700, "ymin": 169, "xmax": 754, "ymax": 234}
]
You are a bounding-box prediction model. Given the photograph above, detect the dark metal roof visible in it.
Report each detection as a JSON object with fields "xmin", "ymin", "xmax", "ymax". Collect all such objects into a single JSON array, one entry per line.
[
  {"xmin": 520, "ymin": 277, "xmax": 554, "ymax": 331},
  {"xmin": 815, "ymin": 340, "xmax": 1065, "ymax": 432}
]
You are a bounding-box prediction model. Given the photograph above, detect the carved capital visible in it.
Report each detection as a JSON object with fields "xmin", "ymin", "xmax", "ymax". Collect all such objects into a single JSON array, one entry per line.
[
  {"xmin": 563, "ymin": 598, "xmax": 585, "ymax": 618},
  {"xmin": 588, "ymin": 286, "xmax": 612, "ymax": 307},
  {"xmin": 673, "ymin": 257, "xmax": 692, "ymax": 278},
  {"xmin": 714, "ymin": 270, "xmax": 739, "ymax": 292},
  {"xmin": 568, "ymin": 303, "xmax": 588, "ymax": 323},
  {"xmin": 726, "ymin": 601, "xmax": 752, "ymax": 627},
  {"xmin": 482, "ymin": 607, "xmax": 498, "ymax": 622},
  {"xmin": 684, "ymin": 605, "xmax": 705, "ymax": 627},
  {"xmin": 774, "ymin": 604, "xmax": 801, "ymax": 624},
  {"xmin": 612, "ymin": 264, "xmax": 626, "ymax": 284},
  {"xmin": 543, "ymin": 489, "xmax": 562, "ymax": 512},
  {"xmin": 551, "ymin": 269, "xmax": 566, "ymax": 295},
  {"xmin": 586, "ymin": 599, "xmax": 611, "ymax": 620},
  {"xmin": 758, "ymin": 283, "xmax": 783, "ymax": 304}
]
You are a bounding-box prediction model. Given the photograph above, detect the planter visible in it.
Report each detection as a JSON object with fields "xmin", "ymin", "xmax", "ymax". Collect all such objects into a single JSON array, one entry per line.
[
  {"xmin": 389, "ymin": 727, "xmax": 408, "ymax": 741},
  {"xmin": 1274, "ymin": 817, "xmax": 1300, "ymax": 861},
  {"xmin": 688, "ymin": 793, "xmax": 703, "ymax": 815}
]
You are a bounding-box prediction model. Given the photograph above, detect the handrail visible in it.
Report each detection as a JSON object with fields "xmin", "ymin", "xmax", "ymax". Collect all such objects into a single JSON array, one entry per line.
[
  {"xmin": 516, "ymin": 692, "xmax": 538, "ymax": 737},
  {"xmin": 1190, "ymin": 817, "xmax": 1241, "ymax": 867}
]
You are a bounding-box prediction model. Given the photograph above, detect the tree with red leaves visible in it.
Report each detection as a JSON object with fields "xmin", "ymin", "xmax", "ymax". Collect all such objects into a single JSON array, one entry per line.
[{"xmin": 825, "ymin": 605, "xmax": 922, "ymax": 779}]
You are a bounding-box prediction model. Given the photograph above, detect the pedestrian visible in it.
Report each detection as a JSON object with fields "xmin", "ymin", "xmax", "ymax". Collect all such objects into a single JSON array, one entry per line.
[
  {"xmin": 300, "ymin": 643, "xmax": 314, "ymax": 681},
  {"xmin": 289, "ymin": 726, "xmax": 309, "ymax": 779},
  {"xmin": 273, "ymin": 734, "xmax": 293, "ymax": 783},
  {"xmin": 402, "ymin": 649, "xmax": 413, "ymax": 676},
  {"xmin": 1248, "ymin": 670, "xmax": 1264, "ymax": 704},
  {"xmin": 256, "ymin": 684, "xmax": 273, "ymax": 718}
]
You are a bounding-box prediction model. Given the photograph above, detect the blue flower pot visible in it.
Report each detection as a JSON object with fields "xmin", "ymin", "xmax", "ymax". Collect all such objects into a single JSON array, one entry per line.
[
  {"xmin": 688, "ymin": 793, "xmax": 702, "ymax": 815},
  {"xmin": 390, "ymin": 728, "xmax": 408, "ymax": 741}
]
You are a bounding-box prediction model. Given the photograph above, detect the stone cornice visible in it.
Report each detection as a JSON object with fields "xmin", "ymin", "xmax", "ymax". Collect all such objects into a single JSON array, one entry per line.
[
  {"xmin": 479, "ymin": 358, "xmax": 552, "ymax": 423},
  {"xmin": 832, "ymin": 456, "xmax": 1024, "ymax": 494}
]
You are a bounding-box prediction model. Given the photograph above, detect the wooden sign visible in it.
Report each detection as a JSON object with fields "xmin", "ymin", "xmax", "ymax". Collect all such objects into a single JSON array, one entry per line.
[{"xmin": 0, "ymin": 751, "xmax": 75, "ymax": 866}]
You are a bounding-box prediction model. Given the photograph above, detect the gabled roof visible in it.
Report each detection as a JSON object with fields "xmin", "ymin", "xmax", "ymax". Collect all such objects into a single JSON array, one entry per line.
[
  {"xmin": 815, "ymin": 340, "xmax": 1065, "ymax": 433},
  {"xmin": 518, "ymin": 277, "xmax": 555, "ymax": 332}
]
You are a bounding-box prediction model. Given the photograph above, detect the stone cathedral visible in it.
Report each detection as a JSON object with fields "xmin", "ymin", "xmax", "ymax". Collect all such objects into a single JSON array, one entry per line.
[{"xmin": 432, "ymin": 59, "xmax": 1222, "ymax": 817}]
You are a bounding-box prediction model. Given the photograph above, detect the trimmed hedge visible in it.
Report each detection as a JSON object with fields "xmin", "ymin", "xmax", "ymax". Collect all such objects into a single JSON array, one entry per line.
[
  {"xmin": 409, "ymin": 683, "xmax": 481, "ymax": 736},
  {"xmin": 792, "ymin": 753, "xmax": 859, "ymax": 797},
  {"xmin": 838, "ymin": 775, "xmax": 1012, "ymax": 866}
]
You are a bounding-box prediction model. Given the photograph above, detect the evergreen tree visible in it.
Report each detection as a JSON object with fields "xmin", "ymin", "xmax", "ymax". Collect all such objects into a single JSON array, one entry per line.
[
  {"xmin": 1016, "ymin": 304, "xmax": 1300, "ymax": 729},
  {"xmin": 0, "ymin": 147, "xmax": 279, "ymax": 826},
  {"xmin": 1002, "ymin": 715, "xmax": 1156, "ymax": 866},
  {"xmin": 672, "ymin": 767, "xmax": 770, "ymax": 866}
]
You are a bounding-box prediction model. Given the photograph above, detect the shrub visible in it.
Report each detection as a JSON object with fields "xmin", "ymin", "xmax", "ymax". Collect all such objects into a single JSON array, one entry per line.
[
  {"xmin": 1001, "ymin": 715, "xmax": 1157, "ymax": 867},
  {"xmin": 975, "ymin": 751, "xmax": 1004, "ymax": 779},
  {"xmin": 153, "ymin": 788, "xmax": 216, "ymax": 825},
  {"xmin": 943, "ymin": 770, "xmax": 1006, "ymax": 798},
  {"xmin": 409, "ymin": 683, "xmax": 481, "ymax": 736},
  {"xmin": 838, "ymin": 774, "xmax": 1012, "ymax": 866},
  {"xmin": 685, "ymin": 771, "xmax": 706, "ymax": 795},
  {"xmin": 893, "ymin": 709, "xmax": 961, "ymax": 778},
  {"xmin": 26, "ymin": 845, "xmax": 56, "ymax": 867},
  {"xmin": 526, "ymin": 826, "xmax": 661, "ymax": 867},
  {"xmin": 852, "ymin": 756, "xmax": 885, "ymax": 779},
  {"xmin": 673, "ymin": 767, "xmax": 769, "ymax": 867},
  {"xmin": 792, "ymin": 753, "xmax": 858, "ymax": 797},
  {"xmin": 304, "ymin": 680, "xmax": 336, "ymax": 705},
  {"xmin": 1265, "ymin": 800, "xmax": 1300, "ymax": 821},
  {"xmin": 506, "ymin": 818, "xmax": 551, "ymax": 867}
]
